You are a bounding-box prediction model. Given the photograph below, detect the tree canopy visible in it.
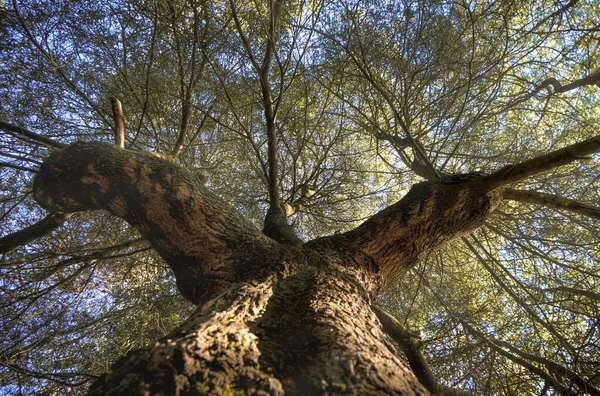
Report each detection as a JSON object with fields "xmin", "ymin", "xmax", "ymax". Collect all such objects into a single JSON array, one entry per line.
[{"xmin": 1, "ymin": 0, "xmax": 599, "ymax": 394}]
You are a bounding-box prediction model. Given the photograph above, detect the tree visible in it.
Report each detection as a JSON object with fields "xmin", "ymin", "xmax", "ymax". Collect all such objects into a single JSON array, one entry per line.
[{"xmin": 1, "ymin": 0, "xmax": 599, "ymax": 394}]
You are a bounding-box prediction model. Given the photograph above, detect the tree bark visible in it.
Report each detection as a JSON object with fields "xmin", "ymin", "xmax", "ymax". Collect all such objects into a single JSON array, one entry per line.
[
  {"xmin": 89, "ymin": 263, "xmax": 430, "ymax": 395},
  {"xmin": 33, "ymin": 142, "xmax": 278, "ymax": 305},
  {"xmin": 32, "ymin": 142, "xmax": 506, "ymax": 394}
]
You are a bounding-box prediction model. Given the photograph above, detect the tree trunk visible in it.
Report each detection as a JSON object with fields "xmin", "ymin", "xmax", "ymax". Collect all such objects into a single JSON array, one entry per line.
[
  {"xmin": 33, "ymin": 142, "xmax": 504, "ymax": 395},
  {"xmin": 88, "ymin": 259, "xmax": 429, "ymax": 395}
]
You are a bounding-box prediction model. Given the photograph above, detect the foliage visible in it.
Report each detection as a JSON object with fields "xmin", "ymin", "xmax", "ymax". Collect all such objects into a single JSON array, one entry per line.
[{"xmin": 1, "ymin": 0, "xmax": 599, "ymax": 394}]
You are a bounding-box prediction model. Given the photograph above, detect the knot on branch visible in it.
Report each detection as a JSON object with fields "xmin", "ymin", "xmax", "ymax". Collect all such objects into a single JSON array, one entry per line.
[{"xmin": 262, "ymin": 207, "xmax": 302, "ymax": 246}]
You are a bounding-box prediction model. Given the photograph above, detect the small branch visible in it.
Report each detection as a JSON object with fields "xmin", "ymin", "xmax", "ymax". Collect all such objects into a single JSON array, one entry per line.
[
  {"xmin": 0, "ymin": 212, "xmax": 71, "ymax": 255},
  {"xmin": 0, "ymin": 162, "xmax": 37, "ymax": 172},
  {"xmin": 228, "ymin": 0, "xmax": 261, "ymax": 73},
  {"xmin": 461, "ymin": 311, "xmax": 600, "ymax": 395},
  {"xmin": 484, "ymin": 134, "xmax": 600, "ymax": 189},
  {"xmin": 531, "ymin": 0, "xmax": 581, "ymax": 31},
  {"xmin": 504, "ymin": 189, "xmax": 600, "ymax": 219},
  {"xmin": 170, "ymin": 98, "xmax": 189, "ymax": 158},
  {"xmin": 460, "ymin": 321, "xmax": 578, "ymax": 396},
  {"xmin": 110, "ymin": 97, "xmax": 125, "ymax": 148},
  {"xmin": 313, "ymin": 28, "xmax": 440, "ymax": 179},
  {"xmin": 540, "ymin": 286, "xmax": 600, "ymax": 302},
  {"xmin": 479, "ymin": 331, "xmax": 600, "ymax": 395},
  {"xmin": 423, "ymin": 279, "xmax": 581, "ymax": 396},
  {"xmin": 374, "ymin": 306, "xmax": 437, "ymax": 394},
  {"xmin": 345, "ymin": 33, "xmax": 440, "ymax": 180},
  {"xmin": 374, "ymin": 305, "xmax": 472, "ymax": 396},
  {"xmin": 0, "ymin": 361, "xmax": 95, "ymax": 388},
  {"xmin": 171, "ymin": 104, "xmax": 210, "ymax": 160},
  {"xmin": 463, "ymin": 236, "xmax": 576, "ymax": 356},
  {"xmin": 0, "ymin": 121, "xmax": 67, "ymax": 149}
]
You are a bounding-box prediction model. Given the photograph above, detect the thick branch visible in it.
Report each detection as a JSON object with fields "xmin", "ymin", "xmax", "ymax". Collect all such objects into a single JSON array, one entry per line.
[
  {"xmin": 110, "ymin": 97, "xmax": 125, "ymax": 148},
  {"xmin": 261, "ymin": 0, "xmax": 284, "ymax": 212},
  {"xmin": 504, "ymin": 188, "xmax": 600, "ymax": 219},
  {"xmin": 484, "ymin": 134, "xmax": 600, "ymax": 189},
  {"xmin": 556, "ymin": 71, "xmax": 600, "ymax": 92},
  {"xmin": 374, "ymin": 306, "xmax": 471, "ymax": 396},
  {"xmin": 0, "ymin": 212, "xmax": 71, "ymax": 254},
  {"xmin": 374, "ymin": 307, "xmax": 438, "ymax": 395},
  {"xmin": 373, "ymin": 307, "xmax": 427, "ymax": 383},
  {"xmin": 33, "ymin": 142, "xmax": 278, "ymax": 304},
  {"xmin": 262, "ymin": 207, "xmax": 303, "ymax": 245},
  {"xmin": 261, "ymin": 1, "xmax": 303, "ymax": 245},
  {"xmin": 307, "ymin": 177, "xmax": 503, "ymax": 293},
  {"xmin": 228, "ymin": 0, "xmax": 299, "ymax": 244},
  {"xmin": 0, "ymin": 121, "xmax": 67, "ymax": 149}
]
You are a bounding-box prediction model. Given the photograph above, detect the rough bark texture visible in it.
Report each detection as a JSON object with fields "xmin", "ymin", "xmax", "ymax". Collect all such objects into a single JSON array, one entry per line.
[
  {"xmin": 33, "ymin": 142, "xmax": 277, "ymax": 304},
  {"xmin": 89, "ymin": 262, "xmax": 430, "ymax": 395},
  {"xmin": 307, "ymin": 175, "xmax": 503, "ymax": 293},
  {"xmin": 32, "ymin": 142, "xmax": 505, "ymax": 395}
]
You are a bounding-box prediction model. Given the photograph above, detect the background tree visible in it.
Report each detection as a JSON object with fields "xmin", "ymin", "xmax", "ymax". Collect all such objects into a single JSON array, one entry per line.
[{"xmin": 1, "ymin": 0, "xmax": 599, "ymax": 394}]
